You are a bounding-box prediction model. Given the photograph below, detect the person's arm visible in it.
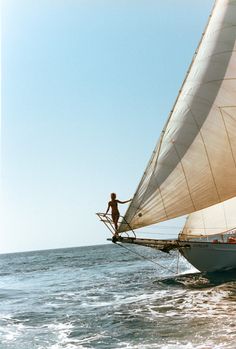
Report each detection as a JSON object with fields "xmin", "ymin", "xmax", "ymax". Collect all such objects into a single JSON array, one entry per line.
[
  {"xmin": 105, "ymin": 202, "xmax": 111, "ymax": 214},
  {"xmin": 117, "ymin": 199, "xmax": 132, "ymax": 204}
]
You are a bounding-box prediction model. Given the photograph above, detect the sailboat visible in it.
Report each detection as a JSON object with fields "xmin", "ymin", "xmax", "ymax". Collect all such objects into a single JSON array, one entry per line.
[{"xmin": 98, "ymin": 0, "xmax": 236, "ymax": 273}]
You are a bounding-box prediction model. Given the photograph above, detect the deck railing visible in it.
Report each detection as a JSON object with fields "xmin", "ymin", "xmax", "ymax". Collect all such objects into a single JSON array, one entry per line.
[{"xmin": 96, "ymin": 213, "xmax": 136, "ymax": 238}]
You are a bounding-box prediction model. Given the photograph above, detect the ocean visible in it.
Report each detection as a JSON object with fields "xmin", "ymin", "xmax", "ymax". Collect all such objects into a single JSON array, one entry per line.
[{"xmin": 0, "ymin": 243, "xmax": 236, "ymax": 349}]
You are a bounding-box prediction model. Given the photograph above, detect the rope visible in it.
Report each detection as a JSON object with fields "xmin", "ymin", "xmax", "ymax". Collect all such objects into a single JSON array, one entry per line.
[
  {"xmin": 113, "ymin": 241, "xmax": 176, "ymax": 274},
  {"xmin": 176, "ymin": 250, "xmax": 180, "ymax": 274}
]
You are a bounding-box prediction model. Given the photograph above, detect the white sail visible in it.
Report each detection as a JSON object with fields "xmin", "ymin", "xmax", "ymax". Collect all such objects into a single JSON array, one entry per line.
[
  {"xmin": 179, "ymin": 196, "xmax": 236, "ymax": 240},
  {"xmin": 119, "ymin": 0, "xmax": 236, "ymax": 233}
]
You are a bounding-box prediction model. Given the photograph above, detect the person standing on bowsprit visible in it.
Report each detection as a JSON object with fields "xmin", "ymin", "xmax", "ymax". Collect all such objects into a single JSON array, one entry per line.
[{"xmin": 105, "ymin": 193, "xmax": 132, "ymax": 233}]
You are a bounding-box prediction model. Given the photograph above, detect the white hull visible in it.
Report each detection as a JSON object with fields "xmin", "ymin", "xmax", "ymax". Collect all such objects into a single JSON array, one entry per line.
[
  {"xmin": 180, "ymin": 242, "xmax": 236, "ymax": 272},
  {"xmin": 109, "ymin": 236, "xmax": 236, "ymax": 273}
]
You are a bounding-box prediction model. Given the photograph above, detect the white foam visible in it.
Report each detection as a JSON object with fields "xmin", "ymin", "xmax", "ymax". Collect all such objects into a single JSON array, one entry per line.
[
  {"xmin": 0, "ymin": 322, "xmax": 26, "ymax": 343},
  {"xmin": 48, "ymin": 331, "xmax": 107, "ymax": 349},
  {"xmin": 116, "ymin": 340, "xmax": 228, "ymax": 349}
]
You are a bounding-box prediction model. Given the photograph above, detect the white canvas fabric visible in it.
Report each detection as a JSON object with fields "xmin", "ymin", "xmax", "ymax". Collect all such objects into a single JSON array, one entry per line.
[
  {"xmin": 119, "ymin": 0, "xmax": 236, "ymax": 232},
  {"xmin": 179, "ymin": 196, "xmax": 236, "ymax": 239}
]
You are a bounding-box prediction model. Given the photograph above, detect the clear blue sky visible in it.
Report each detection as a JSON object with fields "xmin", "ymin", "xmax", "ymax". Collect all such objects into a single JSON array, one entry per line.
[{"xmin": 1, "ymin": 0, "xmax": 213, "ymax": 253}]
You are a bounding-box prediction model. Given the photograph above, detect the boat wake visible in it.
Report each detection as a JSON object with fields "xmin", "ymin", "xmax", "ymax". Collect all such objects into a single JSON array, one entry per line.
[{"xmin": 159, "ymin": 269, "xmax": 236, "ymax": 289}]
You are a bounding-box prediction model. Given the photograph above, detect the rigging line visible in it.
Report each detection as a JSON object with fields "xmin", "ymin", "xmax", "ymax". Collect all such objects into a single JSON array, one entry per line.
[
  {"xmin": 176, "ymin": 251, "xmax": 180, "ymax": 274},
  {"xmin": 200, "ymin": 209, "xmax": 207, "ymax": 235},
  {"xmin": 171, "ymin": 139, "xmax": 197, "ymax": 211},
  {"xmin": 113, "ymin": 241, "xmax": 176, "ymax": 274},
  {"xmin": 187, "ymin": 104, "xmax": 222, "ymax": 203},
  {"xmin": 140, "ymin": 225, "xmax": 231, "ymax": 230},
  {"xmin": 219, "ymin": 107, "xmax": 236, "ymax": 170},
  {"xmin": 222, "ymin": 202, "xmax": 229, "ymax": 232}
]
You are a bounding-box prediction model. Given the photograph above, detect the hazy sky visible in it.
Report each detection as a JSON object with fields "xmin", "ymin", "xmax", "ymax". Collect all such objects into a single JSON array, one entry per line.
[{"xmin": 2, "ymin": 0, "xmax": 213, "ymax": 253}]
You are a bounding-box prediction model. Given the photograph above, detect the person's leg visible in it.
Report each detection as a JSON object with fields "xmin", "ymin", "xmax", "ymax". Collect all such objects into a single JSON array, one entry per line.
[{"xmin": 112, "ymin": 214, "xmax": 120, "ymax": 232}]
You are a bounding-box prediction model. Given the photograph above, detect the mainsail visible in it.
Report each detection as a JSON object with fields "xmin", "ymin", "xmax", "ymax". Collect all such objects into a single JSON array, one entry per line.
[{"xmin": 119, "ymin": 0, "xmax": 236, "ymax": 233}]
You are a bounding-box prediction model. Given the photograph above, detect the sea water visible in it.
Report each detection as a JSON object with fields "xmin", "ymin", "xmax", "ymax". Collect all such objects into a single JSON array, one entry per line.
[{"xmin": 0, "ymin": 244, "xmax": 236, "ymax": 349}]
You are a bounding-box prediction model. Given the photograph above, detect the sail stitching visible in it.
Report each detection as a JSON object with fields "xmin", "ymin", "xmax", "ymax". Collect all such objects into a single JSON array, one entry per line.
[
  {"xmin": 219, "ymin": 107, "xmax": 236, "ymax": 168},
  {"xmin": 209, "ymin": 49, "xmax": 236, "ymax": 57},
  {"xmin": 151, "ymin": 137, "xmax": 169, "ymax": 219},
  {"xmin": 193, "ymin": 50, "xmax": 236, "ymax": 62},
  {"xmin": 202, "ymin": 78, "xmax": 236, "ymax": 84},
  {"xmin": 156, "ymin": 186, "xmax": 169, "ymax": 220},
  {"xmin": 187, "ymin": 105, "xmax": 222, "ymax": 203},
  {"xmin": 171, "ymin": 139, "xmax": 197, "ymax": 211},
  {"xmin": 181, "ymin": 78, "xmax": 236, "ymax": 94},
  {"xmin": 220, "ymin": 105, "xmax": 236, "ymax": 108}
]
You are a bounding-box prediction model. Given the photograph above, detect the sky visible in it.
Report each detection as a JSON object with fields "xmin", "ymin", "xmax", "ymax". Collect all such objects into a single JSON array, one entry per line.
[{"xmin": 1, "ymin": 0, "xmax": 214, "ymax": 253}]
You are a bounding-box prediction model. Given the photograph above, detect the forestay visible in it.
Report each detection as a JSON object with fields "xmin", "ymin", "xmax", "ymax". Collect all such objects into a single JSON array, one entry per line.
[{"xmin": 119, "ymin": 0, "xmax": 236, "ymax": 233}]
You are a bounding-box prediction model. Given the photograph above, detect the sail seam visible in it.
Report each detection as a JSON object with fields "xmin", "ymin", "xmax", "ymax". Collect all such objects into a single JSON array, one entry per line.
[
  {"xmin": 171, "ymin": 139, "xmax": 197, "ymax": 211},
  {"xmin": 194, "ymin": 50, "xmax": 236, "ymax": 61},
  {"xmin": 202, "ymin": 78, "xmax": 236, "ymax": 83},
  {"xmin": 187, "ymin": 106, "xmax": 222, "ymax": 204},
  {"xmin": 152, "ymin": 135, "xmax": 169, "ymax": 219},
  {"xmin": 220, "ymin": 105, "xmax": 236, "ymax": 108},
  {"xmin": 183, "ymin": 78, "xmax": 236, "ymax": 89},
  {"xmin": 149, "ymin": 135, "xmax": 169, "ymax": 219},
  {"xmin": 179, "ymin": 90, "xmax": 235, "ymax": 113},
  {"xmin": 219, "ymin": 107, "xmax": 236, "ymax": 168},
  {"xmin": 157, "ymin": 186, "xmax": 169, "ymax": 220},
  {"xmin": 211, "ymin": 49, "xmax": 236, "ymax": 57}
]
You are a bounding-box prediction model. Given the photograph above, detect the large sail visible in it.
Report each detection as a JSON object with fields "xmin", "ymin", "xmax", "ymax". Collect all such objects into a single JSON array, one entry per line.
[
  {"xmin": 179, "ymin": 196, "xmax": 236, "ymax": 240},
  {"xmin": 119, "ymin": 0, "xmax": 236, "ymax": 233}
]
